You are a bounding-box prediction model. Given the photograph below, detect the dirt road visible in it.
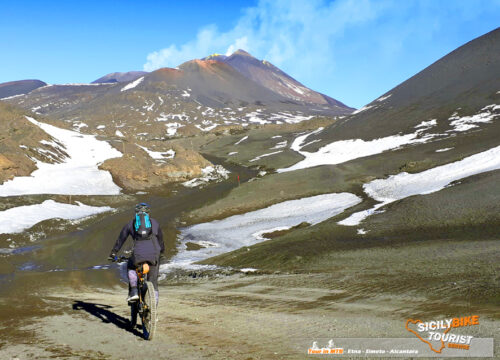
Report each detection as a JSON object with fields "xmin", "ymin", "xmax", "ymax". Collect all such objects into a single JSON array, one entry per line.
[{"xmin": 1, "ymin": 271, "xmax": 498, "ymax": 360}]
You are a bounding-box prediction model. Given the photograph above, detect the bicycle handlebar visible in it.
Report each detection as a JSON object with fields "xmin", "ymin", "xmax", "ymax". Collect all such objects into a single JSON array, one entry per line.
[{"xmin": 109, "ymin": 255, "xmax": 129, "ymax": 263}]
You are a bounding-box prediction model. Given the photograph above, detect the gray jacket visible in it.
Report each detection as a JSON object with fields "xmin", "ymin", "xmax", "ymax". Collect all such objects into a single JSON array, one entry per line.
[{"xmin": 111, "ymin": 218, "xmax": 164, "ymax": 265}]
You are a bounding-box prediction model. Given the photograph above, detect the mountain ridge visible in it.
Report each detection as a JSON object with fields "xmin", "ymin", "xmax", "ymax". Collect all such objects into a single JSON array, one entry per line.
[
  {"xmin": 91, "ymin": 71, "xmax": 148, "ymax": 84},
  {"xmin": 202, "ymin": 49, "xmax": 351, "ymax": 108},
  {"xmin": 0, "ymin": 79, "xmax": 47, "ymax": 99}
]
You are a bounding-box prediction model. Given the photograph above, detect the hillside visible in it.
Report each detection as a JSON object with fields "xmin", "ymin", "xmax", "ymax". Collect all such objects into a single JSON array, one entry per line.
[
  {"xmin": 191, "ymin": 28, "xmax": 500, "ymax": 272},
  {"xmin": 0, "ymin": 102, "xmax": 66, "ymax": 184},
  {"xmin": 204, "ymin": 50, "xmax": 349, "ymax": 107},
  {"xmin": 3, "ymin": 50, "xmax": 352, "ymax": 132},
  {"xmin": 0, "ymin": 50, "xmax": 355, "ymax": 190},
  {"xmin": 0, "ymin": 79, "xmax": 46, "ymax": 99},
  {"xmin": 305, "ymin": 26, "xmax": 500, "ymax": 145}
]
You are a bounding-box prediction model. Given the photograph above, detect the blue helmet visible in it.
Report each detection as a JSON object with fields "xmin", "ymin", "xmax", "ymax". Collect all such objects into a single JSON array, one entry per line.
[{"xmin": 135, "ymin": 202, "xmax": 150, "ymax": 214}]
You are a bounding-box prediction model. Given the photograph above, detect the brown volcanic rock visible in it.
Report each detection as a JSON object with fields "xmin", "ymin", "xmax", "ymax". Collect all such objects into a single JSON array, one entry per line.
[
  {"xmin": 144, "ymin": 58, "xmax": 288, "ymax": 108},
  {"xmin": 0, "ymin": 150, "xmax": 41, "ymax": 184},
  {"xmin": 0, "ymin": 154, "xmax": 16, "ymax": 170},
  {"xmin": 176, "ymin": 124, "xmax": 202, "ymax": 137},
  {"xmin": 99, "ymin": 144, "xmax": 211, "ymax": 191},
  {"xmin": 0, "ymin": 103, "xmax": 63, "ymax": 184},
  {"xmin": 0, "ymin": 153, "xmax": 20, "ymax": 183}
]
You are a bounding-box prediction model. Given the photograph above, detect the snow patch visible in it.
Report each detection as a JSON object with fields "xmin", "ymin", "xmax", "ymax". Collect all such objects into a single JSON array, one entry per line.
[
  {"xmin": 182, "ymin": 165, "xmax": 230, "ymax": 188},
  {"xmin": 163, "ymin": 122, "xmax": 184, "ymax": 136},
  {"xmin": 284, "ymin": 81, "xmax": 306, "ymax": 95},
  {"xmin": 280, "ymin": 121, "xmax": 444, "ymax": 173},
  {"xmin": 160, "ymin": 193, "xmax": 361, "ymax": 273},
  {"xmin": 281, "ymin": 133, "xmax": 414, "ymax": 172},
  {"xmin": 436, "ymin": 147, "xmax": 453, "ymax": 153},
  {"xmin": 415, "ymin": 119, "xmax": 437, "ymax": 129},
  {"xmin": 271, "ymin": 140, "xmax": 287, "ymax": 149},
  {"xmin": 137, "ymin": 145, "xmax": 175, "ymax": 160},
  {"xmin": 249, "ymin": 150, "xmax": 283, "ymax": 162},
  {"xmin": 0, "ymin": 117, "xmax": 122, "ymax": 196},
  {"xmin": 0, "ymin": 200, "xmax": 112, "ymax": 234},
  {"xmin": 121, "ymin": 76, "xmax": 144, "ymax": 92},
  {"xmin": 376, "ymin": 94, "xmax": 392, "ymax": 102},
  {"xmin": 73, "ymin": 122, "xmax": 88, "ymax": 130},
  {"xmin": 268, "ymin": 112, "xmax": 314, "ymax": 124},
  {"xmin": 339, "ymin": 144, "xmax": 500, "ymax": 226},
  {"xmin": 246, "ymin": 112, "xmax": 270, "ymax": 124},
  {"xmin": 352, "ymin": 105, "xmax": 375, "ymax": 114},
  {"xmin": 447, "ymin": 105, "xmax": 499, "ymax": 132},
  {"xmin": 282, "ymin": 106, "xmax": 498, "ymax": 173},
  {"xmin": 234, "ymin": 136, "xmax": 248, "ymax": 145},
  {"xmin": 0, "ymin": 93, "xmax": 25, "ymax": 101},
  {"xmin": 58, "ymin": 83, "xmax": 110, "ymax": 86},
  {"xmin": 195, "ymin": 123, "xmax": 218, "ymax": 132},
  {"xmin": 338, "ymin": 203, "xmax": 386, "ymax": 226}
]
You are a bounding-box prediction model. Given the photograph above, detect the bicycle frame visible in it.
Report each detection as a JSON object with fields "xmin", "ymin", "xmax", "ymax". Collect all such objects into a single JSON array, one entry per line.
[
  {"xmin": 135, "ymin": 263, "xmax": 149, "ymax": 317},
  {"xmin": 112, "ymin": 256, "xmax": 156, "ymax": 340}
]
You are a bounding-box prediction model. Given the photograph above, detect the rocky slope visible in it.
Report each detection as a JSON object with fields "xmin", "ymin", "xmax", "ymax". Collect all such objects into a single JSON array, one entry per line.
[
  {"xmin": 0, "ymin": 102, "xmax": 66, "ymax": 184},
  {"xmin": 192, "ymin": 28, "xmax": 500, "ymax": 271},
  {"xmin": 99, "ymin": 142, "xmax": 212, "ymax": 190},
  {"xmin": 304, "ymin": 27, "xmax": 500, "ymax": 146},
  {"xmin": 205, "ymin": 50, "xmax": 347, "ymax": 107},
  {"xmin": 0, "ymin": 50, "xmax": 355, "ymax": 190},
  {"xmin": 3, "ymin": 50, "xmax": 353, "ymax": 136}
]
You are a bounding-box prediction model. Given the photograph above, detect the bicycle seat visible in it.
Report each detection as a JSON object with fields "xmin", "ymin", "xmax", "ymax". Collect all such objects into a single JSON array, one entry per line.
[{"xmin": 136, "ymin": 262, "xmax": 150, "ymax": 275}]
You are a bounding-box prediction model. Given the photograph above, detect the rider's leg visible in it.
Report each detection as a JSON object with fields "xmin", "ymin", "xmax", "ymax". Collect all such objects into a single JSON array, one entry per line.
[
  {"xmin": 127, "ymin": 258, "xmax": 139, "ymax": 302},
  {"xmin": 147, "ymin": 262, "xmax": 160, "ymax": 306},
  {"xmin": 128, "ymin": 269, "xmax": 138, "ymax": 287}
]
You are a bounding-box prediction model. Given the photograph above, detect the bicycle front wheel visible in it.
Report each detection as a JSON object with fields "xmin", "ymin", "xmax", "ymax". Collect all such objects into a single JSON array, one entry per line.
[{"xmin": 141, "ymin": 281, "xmax": 157, "ymax": 340}]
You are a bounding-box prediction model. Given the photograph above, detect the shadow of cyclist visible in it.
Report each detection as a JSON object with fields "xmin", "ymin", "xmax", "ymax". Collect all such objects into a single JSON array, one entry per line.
[{"xmin": 72, "ymin": 300, "xmax": 142, "ymax": 338}]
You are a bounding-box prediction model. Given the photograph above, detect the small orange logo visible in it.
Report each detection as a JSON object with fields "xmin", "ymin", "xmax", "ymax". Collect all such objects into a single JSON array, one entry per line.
[
  {"xmin": 406, "ymin": 315, "xmax": 479, "ymax": 354},
  {"xmin": 406, "ymin": 319, "xmax": 451, "ymax": 353}
]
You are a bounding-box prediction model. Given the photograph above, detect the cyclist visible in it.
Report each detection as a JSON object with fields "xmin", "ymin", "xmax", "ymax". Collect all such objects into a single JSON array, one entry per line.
[{"xmin": 109, "ymin": 203, "xmax": 164, "ymax": 303}]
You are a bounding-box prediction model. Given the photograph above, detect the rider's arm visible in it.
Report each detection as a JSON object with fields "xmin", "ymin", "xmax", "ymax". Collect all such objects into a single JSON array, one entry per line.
[
  {"xmin": 110, "ymin": 221, "xmax": 132, "ymax": 255},
  {"xmin": 157, "ymin": 226, "xmax": 165, "ymax": 254}
]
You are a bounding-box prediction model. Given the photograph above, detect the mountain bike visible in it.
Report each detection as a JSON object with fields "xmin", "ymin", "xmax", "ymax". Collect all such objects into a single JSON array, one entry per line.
[{"xmin": 112, "ymin": 256, "xmax": 157, "ymax": 340}]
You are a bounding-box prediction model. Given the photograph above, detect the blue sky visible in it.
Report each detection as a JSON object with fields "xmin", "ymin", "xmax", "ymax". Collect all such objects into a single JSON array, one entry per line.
[{"xmin": 1, "ymin": 0, "xmax": 499, "ymax": 108}]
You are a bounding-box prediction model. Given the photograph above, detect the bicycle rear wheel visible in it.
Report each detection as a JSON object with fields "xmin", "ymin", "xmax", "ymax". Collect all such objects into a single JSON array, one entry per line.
[{"xmin": 141, "ymin": 281, "xmax": 157, "ymax": 340}]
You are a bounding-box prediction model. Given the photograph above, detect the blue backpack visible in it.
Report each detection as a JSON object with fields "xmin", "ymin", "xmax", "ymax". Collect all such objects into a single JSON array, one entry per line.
[
  {"xmin": 132, "ymin": 203, "xmax": 160, "ymax": 265},
  {"xmin": 134, "ymin": 211, "xmax": 152, "ymax": 239}
]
